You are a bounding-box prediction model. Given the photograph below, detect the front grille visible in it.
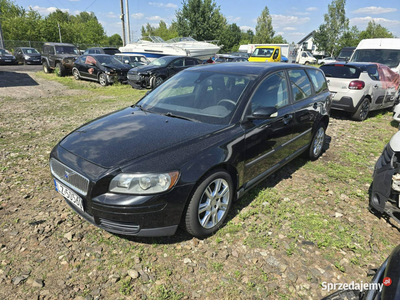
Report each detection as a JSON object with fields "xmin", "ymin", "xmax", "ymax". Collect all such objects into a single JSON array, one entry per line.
[
  {"xmin": 98, "ymin": 218, "xmax": 140, "ymax": 234},
  {"xmin": 127, "ymin": 74, "xmax": 140, "ymax": 80},
  {"xmin": 50, "ymin": 158, "xmax": 89, "ymax": 196}
]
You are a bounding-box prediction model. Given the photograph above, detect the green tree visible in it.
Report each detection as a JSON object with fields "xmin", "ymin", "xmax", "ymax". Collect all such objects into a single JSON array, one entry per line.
[
  {"xmin": 174, "ymin": 0, "xmax": 226, "ymax": 41},
  {"xmin": 220, "ymin": 23, "xmax": 241, "ymax": 52},
  {"xmin": 141, "ymin": 20, "xmax": 178, "ymax": 41},
  {"xmin": 253, "ymin": 6, "xmax": 274, "ymax": 44},
  {"xmin": 359, "ymin": 20, "xmax": 394, "ymax": 39},
  {"xmin": 313, "ymin": 0, "xmax": 349, "ymax": 57},
  {"xmin": 338, "ymin": 25, "xmax": 360, "ymax": 49},
  {"xmin": 108, "ymin": 34, "xmax": 123, "ymax": 46},
  {"xmin": 271, "ymin": 35, "xmax": 288, "ymax": 44}
]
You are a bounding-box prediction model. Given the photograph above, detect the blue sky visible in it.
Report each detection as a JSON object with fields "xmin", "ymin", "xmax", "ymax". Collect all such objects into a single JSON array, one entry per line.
[{"xmin": 15, "ymin": 0, "xmax": 400, "ymax": 43}]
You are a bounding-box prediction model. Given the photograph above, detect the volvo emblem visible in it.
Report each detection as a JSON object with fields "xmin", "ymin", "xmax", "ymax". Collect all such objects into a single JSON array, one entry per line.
[{"xmin": 64, "ymin": 171, "xmax": 71, "ymax": 180}]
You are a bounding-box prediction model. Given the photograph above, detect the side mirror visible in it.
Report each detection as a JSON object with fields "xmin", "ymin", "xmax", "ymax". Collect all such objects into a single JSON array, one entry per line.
[
  {"xmin": 273, "ymin": 51, "xmax": 279, "ymax": 60},
  {"xmin": 248, "ymin": 106, "xmax": 278, "ymax": 120},
  {"xmin": 124, "ymin": 60, "xmax": 129, "ymax": 64}
]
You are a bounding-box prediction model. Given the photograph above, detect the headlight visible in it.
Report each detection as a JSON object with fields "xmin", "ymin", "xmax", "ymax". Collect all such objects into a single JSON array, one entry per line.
[
  {"xmin": 109, "ymin": 171, "xmax": 179, "ymax": 194},
  {"xmin": 24, "ymin": 55, "xmax": 31, "ymax": 59}
]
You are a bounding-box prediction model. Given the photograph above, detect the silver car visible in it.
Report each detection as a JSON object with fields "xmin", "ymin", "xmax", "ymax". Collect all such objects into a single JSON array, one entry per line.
[{"xmin": 321, "ymin": 62, "xmax": 399, "ymax": 121}]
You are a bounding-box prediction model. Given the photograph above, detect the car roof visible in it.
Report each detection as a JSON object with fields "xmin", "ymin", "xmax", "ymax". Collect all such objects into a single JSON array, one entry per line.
[
  {"xmin": 82, "ymin": 54, "xmax": 112, "ymax": 57},
  {"xmin": 188, "ymin": 62, "xmax": 315, "ymax": 76},
  {"xmin": 115, "ymin": 53, "xmax": 145, "ymax": 57},
  {"xmin": 86, "ymin": 47, "xmax": 119, "ymax": 50},
  {"xmin": 217, "ymin": 54, "xmax": 244, "ymax": 59},
  {"xmin": 44, "ymin": 42, "xmax": 76, "ymax": 47},
  {"xmin": 322, "ymin": 62, "xmax": 379, "ymax": 72},
  {"xmin": 17, "ymin": 47, "xmax": 37, "ymax": 49}
]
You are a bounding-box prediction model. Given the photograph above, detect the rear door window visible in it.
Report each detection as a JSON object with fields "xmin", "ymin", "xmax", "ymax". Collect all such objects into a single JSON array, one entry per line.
[
  {"xmin": 306, "ymin": 69, "xmax": 328, "ymax": 94},
  {"xmin": 367, "ymin": 65, "xmax": 379, "ymax": 81},
  {"xmin": 320, "ymin": 65, "xmax": 361, "ymax": 79},
  {"xmin": 288, "ymin": 69, "xmax": 312, "ymax": 101}
]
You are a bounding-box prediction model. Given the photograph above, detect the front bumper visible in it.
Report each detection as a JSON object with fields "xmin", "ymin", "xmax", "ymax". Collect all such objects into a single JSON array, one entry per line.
[
  {"xmin": 50, "ymin": 153, "xmax": 193, "ymax": 237},
  {"xmin": 370, "ymin": 144, "xmax": 400, "ymax": 219},
  {"xmin": 25, "ymin": 57, "xmax": 42, "ymax": 64}
]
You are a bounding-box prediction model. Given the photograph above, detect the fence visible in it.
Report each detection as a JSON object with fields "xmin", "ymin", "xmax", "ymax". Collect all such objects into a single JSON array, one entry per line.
[{"xmin": 3, "ymin": 40, "xmax": 121, "ymax": 53}]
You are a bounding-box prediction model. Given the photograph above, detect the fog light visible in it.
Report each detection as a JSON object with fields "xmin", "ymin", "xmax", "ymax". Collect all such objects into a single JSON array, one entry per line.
[{"xmin": 392, "ymin": 173, "xmax": 400, "ymax": 192}]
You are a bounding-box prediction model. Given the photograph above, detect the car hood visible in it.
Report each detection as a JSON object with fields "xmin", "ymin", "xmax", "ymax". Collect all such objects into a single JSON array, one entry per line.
[
  {"xmin": 1, "ymin": 54, "xmax": 14, "ymax": 58},
  {"xmin": 390, "ymin": 131, "xmax": 400, "ymax": 152},
  {"xmin": 24, "ymin": 53, "xmax": 41, "ymax": 57},
  {"xmin": 103, "ymin": 64, "xmax": 131, "ymax": 72},
  {"xmin": 59, "ymin": 106, "xmax": 223, "ymax": 168},
  {"xmin": 128, "ymin": 65, "xmax": 160, "ymax": 75}
]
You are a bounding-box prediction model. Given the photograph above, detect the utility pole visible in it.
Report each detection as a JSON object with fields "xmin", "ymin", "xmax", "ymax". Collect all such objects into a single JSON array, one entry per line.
[
  {"xmin": 120, "ymin": 0, "xmax": 126, "ymax": 46},
  {"xmin": 125, "ymin": 0, "xmax": 131, "ymax": 44},
  {"xmin": 0, "ymin": 14, "xmax": 4, "ymax": 49},
  {"xmin": 58, "ymin": 23, "xmax": 62, "ymax": 43}
]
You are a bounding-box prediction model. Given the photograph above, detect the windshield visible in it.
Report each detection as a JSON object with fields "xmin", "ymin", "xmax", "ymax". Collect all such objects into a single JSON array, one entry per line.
[
  {"xmin": 251, "ymin": 48, "xmax": 274, "ymax": 58},
  {"xmin": 22, "ymin": 48, "xmax": 40, "ymax": 54},
  {"xmin": 337, "ymin": 50, "xmax": 353, "ymax": 59},
  {"xmin": 306, "ymin": 52, "xmax": 313, "ymax": 57},
  {"xmin": 320, "ymin": 65, "xmax": 361, "ymax": 79},
  {"xmin": 137, "ymin": 70, "xmax": 252, "ymax": 125},
  {"xmin": 149, "ymin": 56, "xmax": 175, "ymax": 67},
  {"xmin": 55, "ymin": 46, "xmax": 79, "ymax": 55},
  {"xmin": 0, "ymin": 49, "xmax": 6, "ymax": 55},
  {"xmin": 96, "ymin": 55, "xmax": 124, "ymax": 66},
  {"xmin": 104, "ymin": 49, "xmax": 120, "ymax": 55},
  {"xmin": 350, "ymin": 49, "xmax": 400, "ymax": 68}
]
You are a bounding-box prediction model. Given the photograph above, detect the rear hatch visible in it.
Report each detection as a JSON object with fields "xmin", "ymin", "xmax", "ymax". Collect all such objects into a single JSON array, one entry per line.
[{"xmin": 320, "ymin": 63, "xmax": 362, "ymax": 93}]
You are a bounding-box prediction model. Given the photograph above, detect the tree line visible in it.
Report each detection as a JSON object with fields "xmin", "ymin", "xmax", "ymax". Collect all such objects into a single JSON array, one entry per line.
[
  {"xmin": 0, "ymin": 0, "xmax": 122, "ymax": 46},
  {"xmin": 1, "ymin": 0, "xmax": 395, "ymax": 55},
  {"xmin": 313, "ymin": 0, "xmax": 394, "ymax": 57}
]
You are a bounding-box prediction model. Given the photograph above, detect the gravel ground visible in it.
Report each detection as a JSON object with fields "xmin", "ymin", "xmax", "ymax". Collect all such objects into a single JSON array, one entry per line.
[{"xmin": 1, "ymin": 69, "xmax": 400, "ymax": 300}]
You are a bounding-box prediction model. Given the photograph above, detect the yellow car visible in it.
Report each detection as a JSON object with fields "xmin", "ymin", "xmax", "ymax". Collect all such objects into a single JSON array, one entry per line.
[{"xmin": 248, "ymin": 46, "xmax": 281, "ymax": 62}]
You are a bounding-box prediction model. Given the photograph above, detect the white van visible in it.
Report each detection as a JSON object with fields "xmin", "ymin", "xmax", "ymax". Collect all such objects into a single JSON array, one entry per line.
[{"xmin": 349, "ymin": 38, "xmax": 400, "ymax": 73}]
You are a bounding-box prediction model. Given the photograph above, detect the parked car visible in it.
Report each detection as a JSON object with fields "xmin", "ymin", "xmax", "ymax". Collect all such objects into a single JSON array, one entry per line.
[
  {"xmin": 336, "ymin": 46, "xmax": 355, "ymax": 62},
  {"xmin": 72, "ymin": 54, "xmax": 132, "ymax": 86},
  {"xmin": 281, "ymin": 55, "xmax": 288, "ymax": 63},
  {"xmin": 14, "ymin": 47, "xmax": 41, "ymax": 65},
  {"xmin": 0, "ymin": 48, "xmax": 17, "ymax": 64},
  {"xmin": 320, "ymin": 62, "xmax": 400, "ymax": 121},
  {"xmin": 370, "ymin": 128, "xmax": 400, "ymax": 224},
  {"xmin": 127, "ymin": 55, "xmax": 203, "ymax": 89},
  {"xmin": 318, "ymin": 57, "xmax": 336, "ymax": 65},
  {"xmin": 214, "ymin": 54, "xmax": 248, "ymax": 63},
  {"xmin": 322, "ymin": 244, "xmax": 400, "ymax": 300},
  {"xmin": 49, "ymin": 62, "xmax": 331, "ymax": 238},
  {"xmin": 84, "ymin": 47, "xmax": 121, "ymax": 55},
  {"xmin": 114, "ymin": 53, "xmax": 150, "ymax": 68},
  {"xmin": 42, "ymin": 42, "xmax": 80, "ymax": 76}
]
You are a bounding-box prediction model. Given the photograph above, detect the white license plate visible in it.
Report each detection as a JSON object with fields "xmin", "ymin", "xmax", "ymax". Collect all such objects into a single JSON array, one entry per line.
[
  {"xmin": 54, "ymin": 179, "xmax": 84, "ymax": 211},
  {"xmin": 5, "ymin": 60, "xmax": 11, "ymax": 62}
]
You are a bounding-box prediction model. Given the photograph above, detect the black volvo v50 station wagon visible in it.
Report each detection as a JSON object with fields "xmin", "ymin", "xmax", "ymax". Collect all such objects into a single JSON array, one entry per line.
[{"xmin": 50, "ymin": 63, "xmax": 331, "ymax": 238}]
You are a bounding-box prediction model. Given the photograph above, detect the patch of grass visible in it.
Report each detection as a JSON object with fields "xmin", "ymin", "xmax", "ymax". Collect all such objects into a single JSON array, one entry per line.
[
  {"xmin": 119, "ymin": 277, "xmax": 134, "ymax": 296},
  {"xmin": 211, "ymin": 262, "xmax": 224, "ymax": 272},
  {"xmin": 155, "ymin": 285, "xmax": 185, "ymax": 300}
]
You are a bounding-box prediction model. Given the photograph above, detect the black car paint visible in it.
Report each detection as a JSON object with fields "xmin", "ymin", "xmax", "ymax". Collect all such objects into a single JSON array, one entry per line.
[
  {"xmin": 50, "ymin": 63, "xmax": 331, "ymax": 236},
  {"xmin": 127, "ymin": 55, "xmax": 202, "ymax": 89},
  {"xmin": 0, "ymin": 48, "xmax": 17, "ymax": 65},
  {"xmin": 73, "ymin": 54, "xmax": 131, "ymax": 84}
]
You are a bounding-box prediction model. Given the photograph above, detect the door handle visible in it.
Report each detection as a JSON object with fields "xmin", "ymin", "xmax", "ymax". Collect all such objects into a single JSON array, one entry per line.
[
  {"xmin": 374, "ymin": 84, "xmax": 379, "ymax": 89},
  {"xmin": 313, "ymin": 102, "xmax": 318, "ymax": 109},
  {"xmin": 283, "ymin": 114, "xmax": 293, "ymax": 125}
]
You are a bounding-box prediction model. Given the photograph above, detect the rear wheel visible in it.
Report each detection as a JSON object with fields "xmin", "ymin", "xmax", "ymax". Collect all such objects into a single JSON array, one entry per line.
[
  {"xmin": 184, "ymin": 170, "xmax": 233, "ymax": 238},
  {"xmin": 151, "ymin": 76, "xmax": 164, "ymax": 89},
  {"xmin": 72, "ymin": 68, "xmax": 80, "ymax": 80},
  {"xmin": 352, "ymin": 98, "xmax": 370, "ymax": 121},
  {"xmin": 304, "ymin": 61, "xmax": 309, "ymax": 65},
  {"xmin": 308, "ymin": 123, "xmax": 326, "ymax": 160},
  {"xmin": 43, "ymin": 61, "xmax": 52, "ymax": 73}
]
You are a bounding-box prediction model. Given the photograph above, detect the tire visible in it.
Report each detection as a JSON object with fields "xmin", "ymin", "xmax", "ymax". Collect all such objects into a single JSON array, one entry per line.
[
  {"xmin": 352, "ymin": 98, "xmax": 370, "ymax": 121},
  {"xmin": 56, "ymin": 62, "xmax": 66, "ymax": 77},
  {"xmin": 308, "ymin": 122, "xmax": 326, "ymax": 160},
  {"xmin": 304, "ymin": 61, "xmax": 309, "ymax": 65},
  {"xmin": 43, "ymin": 61, "xmax": 52, "ymax": 73},
  {"xmin": 99, "ymin": 73, "xmax": 109, "ymax": 86},
  {"xmin": 72, "ymin": 68, "xmax": 80, "ymax": 80},
  {"xmin": 184, "ymin": 170, "xmax": 234, "ymax": 238},
  {"xmin": 151, "ymin": 76, "xmax": 164, "ymax": 89}
]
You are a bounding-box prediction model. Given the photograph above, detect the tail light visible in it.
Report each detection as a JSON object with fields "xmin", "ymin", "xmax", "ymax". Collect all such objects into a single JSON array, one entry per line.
[{"xmin": 348, "ymin": 80, "xmax": 365, "ymax": 90}]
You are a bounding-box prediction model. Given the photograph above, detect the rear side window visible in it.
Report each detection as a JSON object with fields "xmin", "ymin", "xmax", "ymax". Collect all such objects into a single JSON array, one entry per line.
[
  {"xmin": 306, "ymin": 69, "xmax": 328, "ymax": 94},
  {"xmin": 367, "ymin": 65, "xmax": 379, "ymax": 81},
  {"xmin": 288, "ymin": 69, "xmax": 312, "ymax": 101},
  {"xmin": 320, "ymin": 65, "xmax": 360, "ymax": 79}
]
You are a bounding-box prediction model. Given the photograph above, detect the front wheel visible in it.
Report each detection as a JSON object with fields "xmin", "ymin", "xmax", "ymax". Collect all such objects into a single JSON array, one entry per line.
[
  {"xmin": 56, "ymin": 62, "xmax": 66, "ymax": 77},
  {"xmin": 151, "ymin": 76, "xmax": 164, "ymax": 89},
  {"xmin": 304, "ymin": 61, "xmax": 309, "ymax": 65},
  {"xmin": 99, "ymin": 73, "xmax": 109, "ymax": 86},
  {"xmin": 352, "ymin": 98, "xmax": 370, "ymax": 121},
  {"xmin": 308, "ymin": 123, "xmax": 326, "ymax": 160},
  {"xmin": 184, "ymin": 170, "xmax": 233, "ymax": 238}
]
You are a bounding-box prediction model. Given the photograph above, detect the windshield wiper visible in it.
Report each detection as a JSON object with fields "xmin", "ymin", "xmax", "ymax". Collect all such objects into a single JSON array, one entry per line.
[
  {"xmin": 133, "ymin": 104, "xmax": 149, "ymax": 112},
  {"xmin": 163, "ymin": 112, "xmax": 200, "ymax": 122}
]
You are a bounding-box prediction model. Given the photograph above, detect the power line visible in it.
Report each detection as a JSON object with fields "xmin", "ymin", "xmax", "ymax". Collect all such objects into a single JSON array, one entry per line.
[{"xmin": 84, "ymin": 0, "xmax": 98, "ymax": 12}]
